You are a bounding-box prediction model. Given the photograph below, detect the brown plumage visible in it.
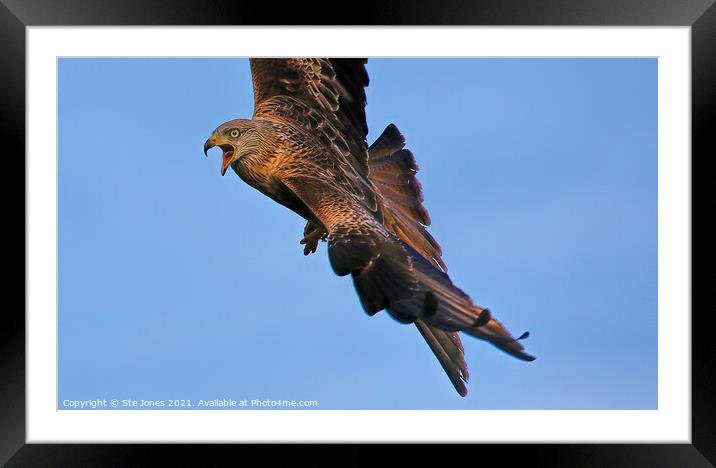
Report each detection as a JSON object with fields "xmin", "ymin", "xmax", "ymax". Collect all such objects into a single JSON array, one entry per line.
[{"xmin": 204, "ymin": 58, "xmax": 534, "ymax": 397}]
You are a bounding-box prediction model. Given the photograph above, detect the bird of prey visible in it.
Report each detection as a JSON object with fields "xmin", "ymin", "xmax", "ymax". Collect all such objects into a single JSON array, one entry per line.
[{"xmin": 204, "ymin": 58, "xmax": 534, "ymax": 396}]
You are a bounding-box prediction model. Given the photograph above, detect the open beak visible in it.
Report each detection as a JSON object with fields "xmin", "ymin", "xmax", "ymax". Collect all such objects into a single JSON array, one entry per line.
[{"xmin": 203, "ymin": 134, "xmax": 235, "ymax": 176}]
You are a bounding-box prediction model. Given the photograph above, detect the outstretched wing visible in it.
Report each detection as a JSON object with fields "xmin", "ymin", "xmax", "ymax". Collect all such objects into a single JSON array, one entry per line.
[{"xmin": 250, "ymin": 58, "xmax": 375, "ymax": 209}]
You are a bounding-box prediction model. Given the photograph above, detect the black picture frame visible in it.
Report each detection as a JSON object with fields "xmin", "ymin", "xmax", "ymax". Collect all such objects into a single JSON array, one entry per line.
[{"xmin": 5, "ymin": 0, "xmax": 711, "ymax": 465}]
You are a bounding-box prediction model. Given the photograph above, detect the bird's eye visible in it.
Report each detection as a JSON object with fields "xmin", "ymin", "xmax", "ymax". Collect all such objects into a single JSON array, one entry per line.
[{"xmin": 229, "ymin": 129, "xmax": 240, "ymax": 138}]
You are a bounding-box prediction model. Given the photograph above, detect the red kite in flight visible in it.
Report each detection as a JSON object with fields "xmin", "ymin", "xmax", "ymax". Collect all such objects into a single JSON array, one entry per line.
[{"xmin": 204, "ymin": 58, "xmax": 534, "ymax": 396}]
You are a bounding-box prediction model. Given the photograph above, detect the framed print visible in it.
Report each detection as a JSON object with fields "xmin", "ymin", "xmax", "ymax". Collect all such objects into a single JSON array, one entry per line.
[{"xmin": 6, "ymin": 0, "xmax": 712, "ymax": 464}]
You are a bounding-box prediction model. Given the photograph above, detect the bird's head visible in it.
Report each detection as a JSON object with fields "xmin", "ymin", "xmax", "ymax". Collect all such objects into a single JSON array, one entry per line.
[{"xmin": 203, "ymin": 119, "xmax": 257, "ymax": 176}]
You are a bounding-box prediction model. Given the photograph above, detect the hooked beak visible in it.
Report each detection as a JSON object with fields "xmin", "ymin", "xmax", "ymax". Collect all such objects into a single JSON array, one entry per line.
[
  {"xmin": 203, "ymin": 135, "xmax": 216, "ymax": 156},
  {"xmin": 203, "ymin": 133, "xmax": 235, "ymax": 176}
]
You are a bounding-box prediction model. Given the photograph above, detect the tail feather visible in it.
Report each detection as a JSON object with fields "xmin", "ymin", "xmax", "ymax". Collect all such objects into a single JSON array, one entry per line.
[{"xmin": 415, "ymin": 320, "xmax": 469, "ymax": 396}]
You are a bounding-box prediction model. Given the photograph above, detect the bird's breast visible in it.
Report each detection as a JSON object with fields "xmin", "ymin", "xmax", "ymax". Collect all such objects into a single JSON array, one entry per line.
[{"xmin": 233, "ymin": 162, "xmax": 313, "ymax": 222}]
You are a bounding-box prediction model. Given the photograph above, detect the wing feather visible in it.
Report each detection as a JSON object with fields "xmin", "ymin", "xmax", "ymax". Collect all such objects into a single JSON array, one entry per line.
[{"xmin": 368, "ymin": 124, "xmax": 446, "ymax": 271}]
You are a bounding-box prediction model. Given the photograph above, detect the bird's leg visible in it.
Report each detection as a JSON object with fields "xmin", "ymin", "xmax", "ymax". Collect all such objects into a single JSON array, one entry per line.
[{"xmin": 299, "ymin": 220, "xmax": 327, "ymax": 255}]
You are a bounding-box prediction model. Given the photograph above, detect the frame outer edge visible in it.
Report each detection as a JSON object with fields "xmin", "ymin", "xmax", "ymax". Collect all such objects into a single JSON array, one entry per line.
[
  {"xmin": 0, "ymin": 0, "xmax": 27, "ymax": 466},
  {"xmin": 4, "ymin": 0, "xmax": 714, "ymax": 464},
  {"xmin": 691, "ymin": 0, "xmax": 716, "ymax": 465}
]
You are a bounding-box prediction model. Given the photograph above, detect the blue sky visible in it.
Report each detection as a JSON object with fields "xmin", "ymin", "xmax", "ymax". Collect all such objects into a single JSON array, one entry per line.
[{"xmin": 58, "ymin": 58, "xmax": 657, "ymax": 410}]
